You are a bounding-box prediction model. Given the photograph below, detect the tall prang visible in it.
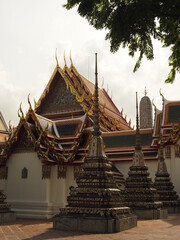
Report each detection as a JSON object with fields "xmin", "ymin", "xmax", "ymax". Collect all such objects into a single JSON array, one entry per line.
[
  {"xmin": 140, "ymin": 88, "xmax": 153, "ymax": 129},
  {"xmin": 123, "ymin": 92, "xmax": 167, "ymax": 219},
  {"xmin": 154, "ymin": 135, "xmax": 180, "ymax": 213},
  {"xmin": 53, "ymin": 54, "xmax": 137, "ymax": 233}
]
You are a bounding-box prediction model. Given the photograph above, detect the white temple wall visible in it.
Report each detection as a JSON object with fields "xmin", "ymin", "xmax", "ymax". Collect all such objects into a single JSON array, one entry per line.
[
  {"xmin": 49, "ymin": 166, "xmax": 66, "ymax": 210},
  {"xmin": 49, "ymin": 165, "xmax": 76, "ymax": 216},
  {"xmin": 115, "ymin": 160, "xmax": 158, "ymax": 181},
  {"xmin": 0, "ymin": 155, "xmax": 77, "ymax": 219},
  {"xmin": 0, "ymin": 152, "xmax": 53, "ymax": 219},
  {"xmin": 165, "ymin": 140, "xmax": 180, "ymax": 196},
  {"xmin": 115, "ymin": 161, "xmax": 131, "ymax": 179}
]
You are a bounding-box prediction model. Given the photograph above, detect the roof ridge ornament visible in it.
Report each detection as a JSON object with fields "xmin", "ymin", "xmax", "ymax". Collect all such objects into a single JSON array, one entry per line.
[
  {"xmin": 55, "ymin": 48, "xmax": 59, "ymax": 68},
  {"xmin": 28, "ymin": 94, "xmax": 32, "ymax": 111},
  {"xmin": 101, "ymin": 77, "xmax": 104, "ymax": 88},
  {"xmin": 159, "ymin": 88, "xmax": 164, "ymax": 101},
  {"xmin": 18, "ymin": 102, "xmax": 24, "ymax": 119},
  {"xmin": 8, "ymin": 120, "xmax": 12, "ymax": 134},
  {"xmin": 70, "ymin": 51, "xmax": 73, "ymax": 68},
  {"xmin": 64, "ymin": 51, "xmax": 67, "ymax": 68},
  {"xmin": 152, "ymin": 98, "xmax": 157, "ymax": 110}
]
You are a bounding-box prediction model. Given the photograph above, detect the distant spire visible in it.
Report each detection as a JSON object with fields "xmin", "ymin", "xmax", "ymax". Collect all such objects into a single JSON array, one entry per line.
[
  {"xmin": 144, "ymin": 87, "xmax": 147, "ymax": 96},
  {"xmin": 135, "ymin": 92, "xmax": 141, "ymax": 150},
  {"xmin": 93, "ymin": 53, "xmax": 100, "ymax": 137}
]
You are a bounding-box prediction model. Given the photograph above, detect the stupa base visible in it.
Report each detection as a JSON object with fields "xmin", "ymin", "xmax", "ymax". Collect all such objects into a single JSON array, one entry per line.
[
  {"xmin": 166, "ymin": 206, "xmax": 180, "ymax": 214},
  {"xmin": 132, "ymin": 208, "xmax": 168, "ymax": 220},
  {"xmin": 0, "ymin": 211, "xmax": 16, "ymax": 224},
  {"xmin": 53, "ymin": 214, "xmax": 137, "ymax": 233}
]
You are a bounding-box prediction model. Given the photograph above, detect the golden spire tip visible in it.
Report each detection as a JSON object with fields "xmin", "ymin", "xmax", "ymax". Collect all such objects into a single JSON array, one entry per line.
[{"xmin": 55, "ymin": 48, "xmax": 59, "ymax": 67}]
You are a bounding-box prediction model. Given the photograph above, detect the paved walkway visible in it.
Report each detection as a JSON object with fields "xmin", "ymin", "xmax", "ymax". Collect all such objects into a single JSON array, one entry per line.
[{"xmin": 0, "ymin": 214, "xmax": 180, "ymax": 240}]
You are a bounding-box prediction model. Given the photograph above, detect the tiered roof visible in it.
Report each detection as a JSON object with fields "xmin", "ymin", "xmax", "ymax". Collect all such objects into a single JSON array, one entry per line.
[
  {"xmin": 0, "ymin": 112, "xmax": 9, "ymax": 145},
  {"xmin": 35, "ymin": 60, "xmax": 131, "ymax": 131},
  {"xmin": 152, "ymin": 93, "xmax": 180, "ymax": 146}
]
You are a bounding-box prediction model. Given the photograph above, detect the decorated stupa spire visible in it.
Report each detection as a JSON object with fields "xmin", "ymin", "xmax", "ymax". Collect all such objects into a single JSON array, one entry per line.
[{"xmin": 93, "ymin": 53, "xmax": 101, "ymax": 137}]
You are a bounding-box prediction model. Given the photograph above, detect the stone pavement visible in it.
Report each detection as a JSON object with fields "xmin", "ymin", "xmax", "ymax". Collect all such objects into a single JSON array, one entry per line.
[{"xmin": 0, "ymin": 214, "xmax": 180, "ymax": 240}]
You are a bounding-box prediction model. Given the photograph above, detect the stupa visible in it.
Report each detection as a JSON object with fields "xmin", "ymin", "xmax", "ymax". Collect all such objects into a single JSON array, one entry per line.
[
  {"xmin": 53, "ymin": 54, "xmax": 137, "ymax": 233},
  {"xmin": 0, "ymin": 190, "xmax": 15, "ymax": 223},
  {"xmin": 154, "ymin": 136, "xmax": 180, "ymax": 213},
  {"xmin": 122, "ymin": 93, "xmax": 167, "ymax": 219}
]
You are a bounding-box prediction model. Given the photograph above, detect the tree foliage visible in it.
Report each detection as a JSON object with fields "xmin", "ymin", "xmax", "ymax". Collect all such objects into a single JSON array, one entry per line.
[{"xmin": 64, "ymin": 0, "xmax": 180, "ymax": 83}]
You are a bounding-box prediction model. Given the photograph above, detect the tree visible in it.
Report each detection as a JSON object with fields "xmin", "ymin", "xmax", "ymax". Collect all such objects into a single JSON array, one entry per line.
[{"xmin": 64, "ymin": 0, "xmax": 180, "ymax": 83}]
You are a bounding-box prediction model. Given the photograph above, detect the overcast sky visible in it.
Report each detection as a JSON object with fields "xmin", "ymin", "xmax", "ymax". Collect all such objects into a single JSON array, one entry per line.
[{"xmin": 0, "ymin": 0, "xmax": 179, "ymax": 127}]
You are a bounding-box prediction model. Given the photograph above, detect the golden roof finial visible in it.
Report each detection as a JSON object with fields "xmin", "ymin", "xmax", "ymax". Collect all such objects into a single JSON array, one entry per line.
[
  {"xmin": 101, "ymin": 77, "xmax": 104, "ymax": 88},
  {"xmin": 8, "ymin": 120, "xmax": 12, "ymax": 134},
  {"xmin": 129, "ymin": 118, "xmax": 131, "ymax": 127},
  {"xmin": 19, "ymin": 102, "xmax": 24, "ymax": 119},
  {"xmin": 18, "ymin": 108, "xmax": 21, "ymax": 118},
  {"xmin": 28, "ymin": 93, "xmax": 32, "ymax": 110},
  {"xmin": 111, "ymin": 90, "xmax": 113, "ymax": 99},
  {"xmin": 55, "ymin": 48, "xmax": 59, "ymax": 67},
  {"xmin": 70, "ymin": 50, "xmax": 73, "ymax": 68},
  {"xmin": 152, "ymin": 98, "xmax": 157, "ymax": 110},
  {"xmin": 107, "ymin": 84, "xmax": 109, "ymax": 93},
  {"xmin": 121, "ymin": 108, "xmax": 123, "ymax": 116},
  {"xmin": 34, "ymin": 99, "xmax": 38, "ymax": 110},
  {"xmin": 159, "ymin": 88, "xmax": 164, "ymax": 100},
  {"xmin": 64, "ymin": 51, "xmax": 67, "ymax": 68}
]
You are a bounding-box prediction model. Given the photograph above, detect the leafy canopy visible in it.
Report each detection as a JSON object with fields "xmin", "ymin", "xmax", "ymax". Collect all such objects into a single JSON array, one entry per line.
[{"xmin": 64, "ymin": 0, "xmax": 180, "ymax": 83}]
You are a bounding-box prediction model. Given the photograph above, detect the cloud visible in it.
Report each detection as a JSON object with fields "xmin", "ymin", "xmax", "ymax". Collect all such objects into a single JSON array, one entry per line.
[{"xmin": 0, "ymin": 0, "xmax": 179, "ymax": 129}]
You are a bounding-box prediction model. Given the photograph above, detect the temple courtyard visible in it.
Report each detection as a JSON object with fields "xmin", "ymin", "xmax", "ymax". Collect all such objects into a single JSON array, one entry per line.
[{"xmin": 0, "ymin": 214, "xmax": 179, "ymax": 240}]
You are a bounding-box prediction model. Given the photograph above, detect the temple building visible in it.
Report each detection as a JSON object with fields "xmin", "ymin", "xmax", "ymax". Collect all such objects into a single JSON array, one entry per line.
[
  {"xmin": 53, "ymin": 53, "xmax": 137, "ymax": 233},
  {"xmin": 0, "ymin": 112, "xmax": 9, "ymax": 146},
  {"xmin": 0, "ymin": 57, "xmax": 180, "ymax": 219}
]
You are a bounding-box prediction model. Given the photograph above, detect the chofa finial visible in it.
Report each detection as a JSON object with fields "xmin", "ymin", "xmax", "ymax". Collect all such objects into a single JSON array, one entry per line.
[
  {"xmin": 70, "ymin": 51, "xmax": 73, "ymax": 67},
  {"xmin": 152, "ymin": 98, "xmax": 157, "ymax": 110},
  {"xmin": 64, "ymin": 51, "xmax": 67, "ymax": 67},
  {"xmin": 18, "ymin": 102, "xmax": 24, "ymax": 119},
  {"xmin": 159, "ymin": 88, "xmax": 164, "ymax": 100},
  {"xmin": 55, "ymin": 48, "xmax": 59, "ymax": 67},
  {"xmin": 28, "ymin": 94, "xmax": 32, "ymax": 110},
  {"xmin": 101, "ymin": 77, "xmax": 104, "ymax": 88}
]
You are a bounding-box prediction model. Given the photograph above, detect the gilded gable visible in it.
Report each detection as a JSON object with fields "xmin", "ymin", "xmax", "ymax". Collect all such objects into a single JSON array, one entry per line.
[{"xmin": 37, "ymin": 72, "xmax": 83, "ymax": 115}]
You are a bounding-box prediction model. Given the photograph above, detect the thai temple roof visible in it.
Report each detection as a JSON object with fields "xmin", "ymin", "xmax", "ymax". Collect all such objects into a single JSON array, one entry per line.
[
  {"xmin": 0, "ymin": 60, "xmax": 180, "ymax": 172},
  {"xmin": 0, "ymin": 112, "xmax": 9, "ymax": 145}
]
